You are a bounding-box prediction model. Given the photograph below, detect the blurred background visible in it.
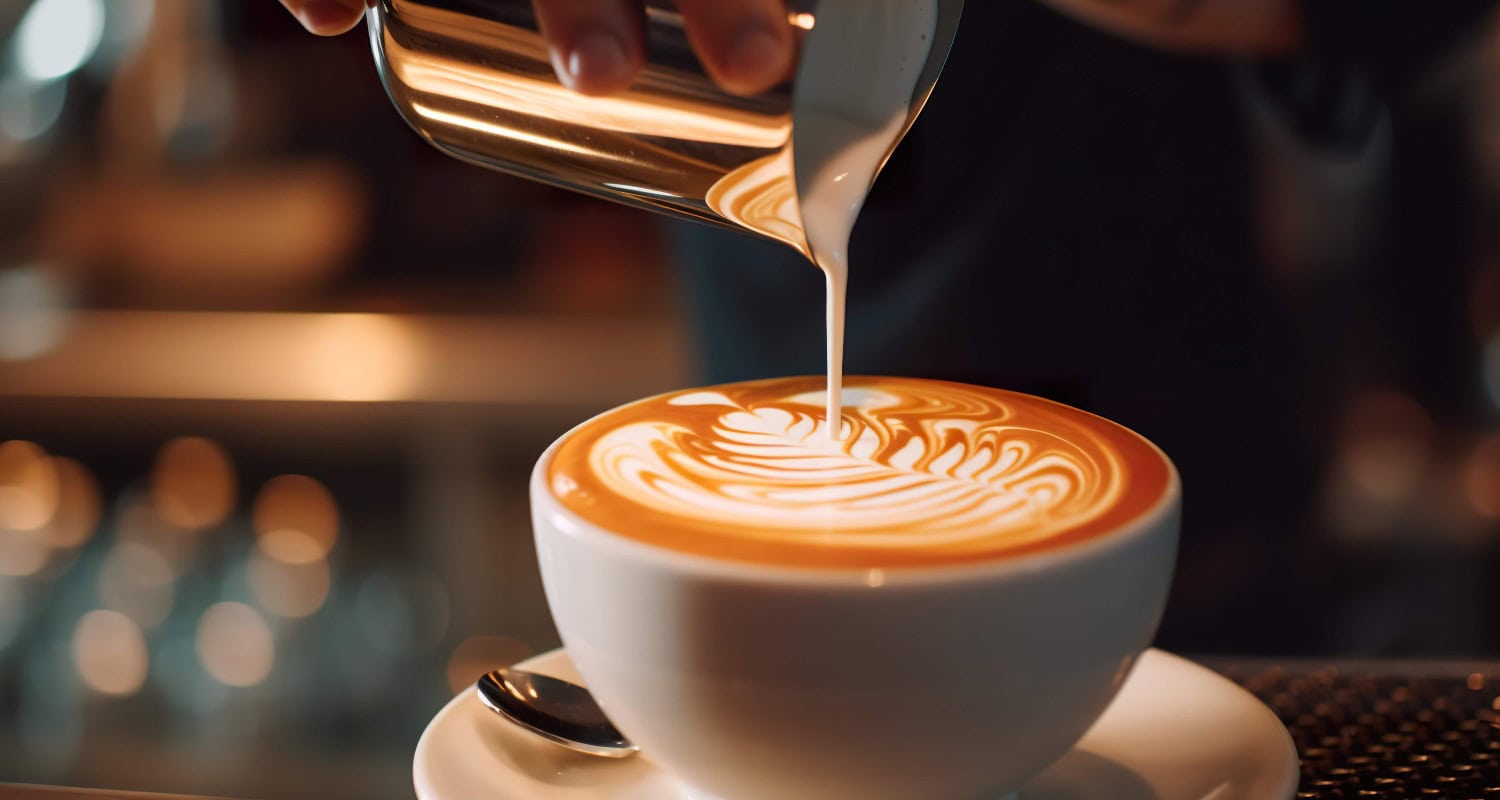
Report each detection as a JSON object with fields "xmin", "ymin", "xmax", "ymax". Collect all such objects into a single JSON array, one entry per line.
[{"xmin": 0, "ymin": 0, "xmax": 1497, "ymax": 797}]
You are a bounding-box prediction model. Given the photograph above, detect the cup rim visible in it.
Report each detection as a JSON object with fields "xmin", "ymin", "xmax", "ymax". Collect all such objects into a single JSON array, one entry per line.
[{"xmin": 531, "ymin": 384, "xmax": 1180, "ymax": 588}]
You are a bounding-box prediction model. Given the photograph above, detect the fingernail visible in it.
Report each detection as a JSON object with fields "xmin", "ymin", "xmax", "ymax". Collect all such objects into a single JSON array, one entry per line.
[
  {"xmin": 725, "ymin": 28, "xmax": 790, "ymax": 93},
  {"xmin": 564, "ymin": 28, "xmax": 632, "ymax": 93},
  {"xmin": 298, "ymin": 0, "xmax": 363, "ymax": 34}
]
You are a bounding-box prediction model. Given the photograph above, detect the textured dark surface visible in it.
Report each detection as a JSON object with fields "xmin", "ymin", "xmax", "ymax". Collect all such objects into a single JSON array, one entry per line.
[{"xmin": 1218, "ymin": 661, "xmax": 1500, "ymax": 798}]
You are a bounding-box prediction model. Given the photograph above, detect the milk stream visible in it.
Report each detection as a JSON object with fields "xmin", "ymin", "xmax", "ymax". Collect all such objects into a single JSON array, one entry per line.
[
  {"xmin": 799, "ymin": 111, "xmax": 912, "ymax": 441},
  {"xmin": 791, "ymin": 0, "xmax": 939, "ymax": 440}
]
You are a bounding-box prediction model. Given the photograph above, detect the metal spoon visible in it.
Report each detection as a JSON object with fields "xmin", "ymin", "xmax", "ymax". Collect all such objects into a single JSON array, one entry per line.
[{"xmin": 476, "ymin": 668, "xmax": 639, "ymax": 758}]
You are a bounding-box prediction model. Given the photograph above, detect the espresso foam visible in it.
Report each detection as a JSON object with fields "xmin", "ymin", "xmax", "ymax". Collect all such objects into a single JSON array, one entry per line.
[{"xmin": 547, "ymin": 377, "xmax": 1174, "ymax": 568}]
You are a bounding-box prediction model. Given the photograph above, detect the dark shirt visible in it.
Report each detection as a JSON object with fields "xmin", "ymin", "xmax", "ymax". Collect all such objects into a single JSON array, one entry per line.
[{"xmin": 670, "ymin": 0, "xmax": 1493, "ymax": 653}]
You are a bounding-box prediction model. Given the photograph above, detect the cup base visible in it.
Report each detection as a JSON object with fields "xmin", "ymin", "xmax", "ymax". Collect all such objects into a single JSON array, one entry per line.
[{"xmin": 414, "ymin": 647, "xmax": 1299, "ymax": 800}]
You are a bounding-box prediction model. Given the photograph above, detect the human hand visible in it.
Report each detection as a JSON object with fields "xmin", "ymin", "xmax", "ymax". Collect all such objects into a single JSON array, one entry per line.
[
  {"xmin": 278, "ymin": 0, "xmax": 366, "ymax": 37},
  {"xmin": 276, "ymin": 0, "xmax": 795, "ymax": 97},
  {"xmin": 278, "ymin": 0, "xmax": 1295, "ymax": 97},
  {"xmin": 532, "ymin": 0, "xmax": 795, "ymax": 96}
]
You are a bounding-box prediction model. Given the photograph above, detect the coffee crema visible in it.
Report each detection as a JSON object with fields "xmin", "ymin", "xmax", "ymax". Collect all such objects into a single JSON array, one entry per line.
[{"xmin": 547, "ymin": 376, "xmax": 1173, "ymax": 568}]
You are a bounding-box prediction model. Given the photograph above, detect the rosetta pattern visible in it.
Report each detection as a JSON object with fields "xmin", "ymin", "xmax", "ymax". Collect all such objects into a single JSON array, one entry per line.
[{"xmin": 581, "ymin": 383, "xmax": 1125, "ymax": 548}]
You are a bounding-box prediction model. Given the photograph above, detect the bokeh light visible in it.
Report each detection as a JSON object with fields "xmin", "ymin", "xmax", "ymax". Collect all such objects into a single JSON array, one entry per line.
[
  {"xmin": 247, "ymin": 550, "xmax": 330, "ymax": 619},
  {"xmin": 446, "ymin": 636, "xmax": 535, "ymax": 694},
  {"xmin": 97, "ymin": 541, "xmax": 176, "ymax": 630},
  {"xmin": 89, "ymin": 0, "xmax": 155, "ymax": 76},
  {"xmin": 256, "ymin": 528, "xmax": 325, "ymax": 565},
  {"xmin": 150, "ymin": 436, "xmax": 237, "ymax": 531},
  {"xmin": 0, "ymin": 77, "xmax": 68, "ymax": 145},
  {"xmin": 72, "ymin": 609, "xmax": 148, "ymax": 697},
  {"xmin": 0, "ymin": 266, "xmax": 71, "ymax": 360},
  {"xmin": 196, "ymin": 601, "xmax": 274, "ymax": 688},
  {"xmin": 14, "ymin": 0, "xmax": 106, "ymax": 81},
  {"xmin": 1465, "ymin": 433, "xmax": 1500, "ymax": 519},
  {"xmin": 38, "ymin": 457, "xmax": 101, "ymax": 550},
  {"xmin": 1336, "ymin": 390, "xmax": 1433, "ymax": 502},
  {"xmin": 253, "ymin": 475, "xmax": 338, "ymax": 562},
  {"xmin": 0, "ymin": 440, "xmax": 60, "ymax": 531}
]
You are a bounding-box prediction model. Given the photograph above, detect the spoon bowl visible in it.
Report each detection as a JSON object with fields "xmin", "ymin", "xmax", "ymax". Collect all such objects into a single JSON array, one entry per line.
[{"xmin": 475, "ymin": 668, "xmax": 639, "ymax": 759}]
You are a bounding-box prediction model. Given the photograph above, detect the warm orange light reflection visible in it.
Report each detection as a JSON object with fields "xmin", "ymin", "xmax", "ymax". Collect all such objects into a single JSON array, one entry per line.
[
  {"xmin": 1465, "ymin": 433, "xmax": 1500, "ymax": 519},
  {"xmin": 395, "ymin": 60, "xmax": 787, "ymax": 149},
  {"xmin": 0, "ymin": 455, "xmax": 97, "ymax": 576},
  {"xmin": 0, "ymin": 440, "xmax": 60, "ymax": 531},
  {"xmin": 150, "ymin": 437, "xmax": 236, "ymax": 530},
  {"xmin": 411, "ymin": 103, "xmax": 598, "ymax": 159},
  {"xmin": 446, "ymin": 635, "xmax": 534, "ymax": 694},
  {"xmin": 303, "ymin": 314, "xmax": 420, "ymax": 402},
  {"xmin": 39, "ymin": 457, "xmax": 99, "ymax": 549},
  {"xmin": 253, "ymin": 475, "xmax": 339, "ymax": 561},
  {"xmin": 257, "ymin": 528, "xmax": 324, "ymax": 565},
  {"xmin": 247, "ymin": 551, "xmax": 330, "ymax": 619},
  {"xmin": 0, "ymin": 310, "xmax": 687, "ymax": 404},
  {"xmin": 196, "ymin": 601, "xmax": 274, "ymax": 688},
  {"xmin": 73, "ymin": 609, "xmax": 148, "ymax": 696},
  {"xmin": 789, "ymin": 11, "xmax": 816, "ymax": 30}
]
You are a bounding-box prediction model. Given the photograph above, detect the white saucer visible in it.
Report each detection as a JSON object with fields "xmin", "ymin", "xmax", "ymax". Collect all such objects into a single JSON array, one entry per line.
[{"xmin": 414, "ymin": 648, "xmax": 1299, "ymax": 800}]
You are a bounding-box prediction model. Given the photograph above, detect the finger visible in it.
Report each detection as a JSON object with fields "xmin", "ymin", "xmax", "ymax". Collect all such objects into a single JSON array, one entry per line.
[
  {"xmin": 533, "ymin": 0, "xmax": 647, "ymax": 96},
  {"xmin": 674, "ymin": 0, "xmax": 794, "ymax": 96},
  {"xmin": 278, "ymin": 0, "xmax": 367, "ymax": 36}
]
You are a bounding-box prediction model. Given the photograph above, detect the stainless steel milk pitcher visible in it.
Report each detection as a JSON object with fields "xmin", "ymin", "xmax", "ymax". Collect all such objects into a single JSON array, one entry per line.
[{"xmin": 367, "ymin": 0, "xmax": 963, "ymax": 257}]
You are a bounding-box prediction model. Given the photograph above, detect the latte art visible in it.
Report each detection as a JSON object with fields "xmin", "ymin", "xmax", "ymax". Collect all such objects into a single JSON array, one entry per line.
[
  {"xmin": 705, "ymin": 151, "xmax": 805, "ymax": 258},
  {"xmin": 548, "ymin": 377, "xmax": 1173, "ymax": 568},
  {"xmin": 594, "ymin": 390, "xmax": 1105, "ymax": 542}
]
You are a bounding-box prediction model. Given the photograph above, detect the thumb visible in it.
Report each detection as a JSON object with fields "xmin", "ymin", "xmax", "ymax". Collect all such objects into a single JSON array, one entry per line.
[{"xmin": 279, "ymin": 0, "xmax": 367, "ymax": 36}]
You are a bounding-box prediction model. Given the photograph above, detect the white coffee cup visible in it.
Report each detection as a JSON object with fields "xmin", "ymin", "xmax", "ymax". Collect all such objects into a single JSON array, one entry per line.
[{"xmin": 531, "ymin": 412, "xmax": 1179, "ymax": 800}]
